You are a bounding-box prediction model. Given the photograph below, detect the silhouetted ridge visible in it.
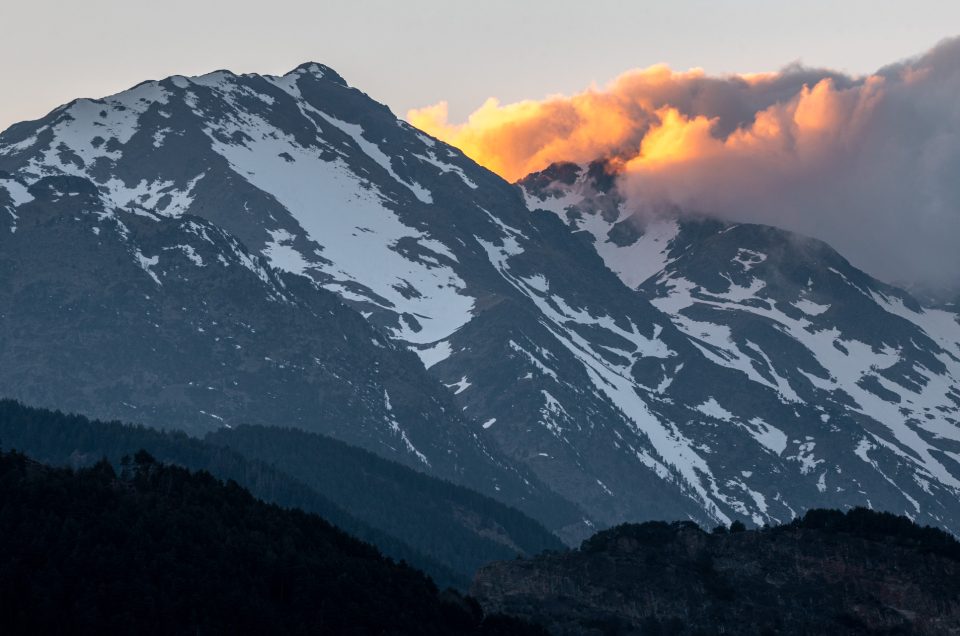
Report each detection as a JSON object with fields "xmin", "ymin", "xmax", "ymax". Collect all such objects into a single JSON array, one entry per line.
[
  {"xmin": 788, "ymin": 507, "xmax": 960, "ymax": 560},
  {"xmin": 0, "ymin": 398, "xmax": 562, "ymax": 588},
  {"xmin": 474, "ymin": 509, "xmax": 960, "ymax": 635},
  {"xmin": 580, "ymin": 508, "xmax": 960, "ymax": 557},
  {"xmin": 0, "ymin": 448, "xmax": 547, "ymax": 635}
]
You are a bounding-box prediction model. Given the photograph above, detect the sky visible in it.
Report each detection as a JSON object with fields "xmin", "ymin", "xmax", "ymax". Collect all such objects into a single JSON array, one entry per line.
[{"xmin": 2, "ymin": 0, "xmax": 960, "ymax": 131}]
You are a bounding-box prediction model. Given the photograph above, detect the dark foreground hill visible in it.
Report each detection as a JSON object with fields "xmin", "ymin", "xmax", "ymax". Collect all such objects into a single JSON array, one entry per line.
[
  {"xmin": 0, "ymin": 399, "xmax": 563, "ymax": 588},
  {"xmin": 472, "ymin": 509, "xmax": 960, "ymax": 635},
  {"xmin": 0, "ymin": 449, "xmax": 547, "ymax": 635}
]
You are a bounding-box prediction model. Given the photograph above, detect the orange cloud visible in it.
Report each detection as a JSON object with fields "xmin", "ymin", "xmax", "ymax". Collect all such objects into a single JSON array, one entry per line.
[
  {"xmin": 409, "ymin": 64, "xmax": 717, "ymax": 181},
  {"xmin": 407, "ymin": 37, "xmax": 960, "ymax": 294},
  {"xmin": 409, "ymin": 67, "xmax": 882, "ymax": 182},
  {"xmin": 409, "ymin": 90, "xmax": 640, "ymax": 181},
  {"xmin": 628, "ymin": 108, "xmax": 720, "ymax": 169}
]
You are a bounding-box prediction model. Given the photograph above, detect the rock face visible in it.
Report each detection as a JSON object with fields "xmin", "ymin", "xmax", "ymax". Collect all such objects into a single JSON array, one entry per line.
[
  {"xmin": 473, "ymin": 509, "xmax": 960, "ymax": 636},
  {"xmin": 3, "ymin": 64, "xmax": 960, "ymax": 539}
]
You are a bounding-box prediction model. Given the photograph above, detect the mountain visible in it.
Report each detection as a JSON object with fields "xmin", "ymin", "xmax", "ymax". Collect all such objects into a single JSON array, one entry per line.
[
  {"xmin": 0, "ymin": 448, "xmax": 547, "ymax": 635},
  {"xmin": 0, "ymin": 399, "xmax": 564, "ymax": 587},
  {"xmin": 0, "ymin": 63, "xmax": 793, "ymax": 535},
  {"xmin": 472, "ymin": 509, "xmax": 960, "ymax": 635},
  {"xmin": 521, "ymin": 161, "xmax": 960, "ymax": 533},
  {"xmin": 3, "ymin": 63, "xmax": 960, "ymax": 538}
]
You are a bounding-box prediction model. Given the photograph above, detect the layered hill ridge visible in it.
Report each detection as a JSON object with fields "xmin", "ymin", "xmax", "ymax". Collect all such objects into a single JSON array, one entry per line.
[
  {"xmin": 0, "ymin": 448, "xmax": 547, "ymax": 635},
  {"xmin": 0, "ymin": 399, "xmax": 564, "ymax": 587},
  {"xmin": 2, "ymin": 63, "xmax": 959, "ymax": 539}
]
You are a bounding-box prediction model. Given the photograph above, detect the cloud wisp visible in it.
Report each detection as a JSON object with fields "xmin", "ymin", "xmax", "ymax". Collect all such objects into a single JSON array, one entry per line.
[{"xmin": 409, "ymin": 38, "xmax": 960, "ymax": 295}]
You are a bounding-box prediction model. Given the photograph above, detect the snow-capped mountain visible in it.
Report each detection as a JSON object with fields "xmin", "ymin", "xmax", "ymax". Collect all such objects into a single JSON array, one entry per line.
[
  {"xmin": 0, "ymin": 63, "xmax": 493, "ymax": 355},
  {"xmin": 522, "ymin": 161, "xmax": 960, "ymax": 530},
  {"xmin": 3, "ymin": 64, "xmax": 960, "ymax": 538}
]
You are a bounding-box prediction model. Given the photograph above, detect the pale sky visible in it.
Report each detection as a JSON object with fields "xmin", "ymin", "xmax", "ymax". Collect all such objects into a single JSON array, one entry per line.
[{"xmin": 1, "ymin": 0, "xmax": 959, "ymax": 131}]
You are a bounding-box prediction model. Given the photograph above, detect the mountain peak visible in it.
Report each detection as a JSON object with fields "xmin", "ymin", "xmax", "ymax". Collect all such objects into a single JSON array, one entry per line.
[{"xmin": 287, "ymin": 61, "xmax": 348, "ymax": 86}]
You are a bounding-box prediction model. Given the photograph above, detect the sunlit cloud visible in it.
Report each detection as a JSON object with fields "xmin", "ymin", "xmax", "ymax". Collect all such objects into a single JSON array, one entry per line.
[{"xmin": 409, "ymin": 38, "xmax": 960, "ymax": 294}]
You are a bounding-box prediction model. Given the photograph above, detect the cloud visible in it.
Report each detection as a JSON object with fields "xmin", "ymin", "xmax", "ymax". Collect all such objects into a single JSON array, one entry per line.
[{"xmin": 409, "ymin": 38, "xmax": 960, "ymax": 295}]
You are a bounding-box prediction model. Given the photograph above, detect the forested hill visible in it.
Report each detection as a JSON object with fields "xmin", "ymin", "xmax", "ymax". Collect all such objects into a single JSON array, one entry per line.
[
  {"xmin": 473, "ymin": 509, "xmax": 960, "ymax": 635},
  {"xmin": 0, "ymin": 449, "xmax": 547, "ymax": 635},
  {"xmin": 0, "ymin": 399, "xmax": 563, "ymax": 588}
]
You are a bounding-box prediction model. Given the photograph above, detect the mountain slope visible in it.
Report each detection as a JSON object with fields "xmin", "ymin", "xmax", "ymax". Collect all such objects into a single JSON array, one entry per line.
[
  {"xmin": 0, "ymin": 169, "xmax": 581, "ymax": 534},
  {"xmin": 521, "ymin": 161, "xmax": 960, "ymax": 532}
]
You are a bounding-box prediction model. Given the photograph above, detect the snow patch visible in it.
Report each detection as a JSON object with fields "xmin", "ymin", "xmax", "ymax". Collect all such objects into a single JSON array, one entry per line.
[
  {"xmin": 133, "ymin": 250, "xmax": 161, "ymax": 285},
  {"xmin": 446, "ymin": 376, "xmax": 472, "ymax": 395},
  {"xmin": 416, "ymin": 340, "xmax": 452, "ymax": 368},
  {"xmin": 696, "ymin": 398, "xmax": 734, "ymax": 421}
]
